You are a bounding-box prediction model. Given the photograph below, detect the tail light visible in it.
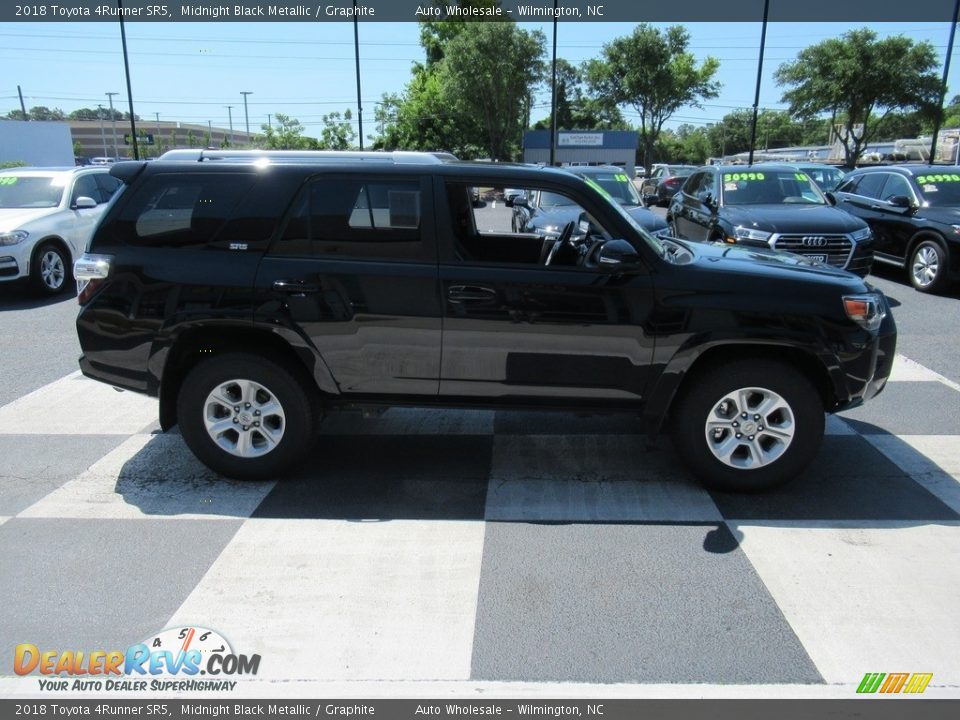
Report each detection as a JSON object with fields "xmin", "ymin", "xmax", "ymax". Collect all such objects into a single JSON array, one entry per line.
[
  {"xmin": 663, "ymin": 177, "xmax": 682, "ymax": 189},
  {"xmin": 74, "ymin": 253, "xmax": 112, "ymax": 305}
]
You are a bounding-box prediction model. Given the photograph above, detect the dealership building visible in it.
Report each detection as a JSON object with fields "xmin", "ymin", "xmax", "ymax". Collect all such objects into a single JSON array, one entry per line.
[{"xmin": 522, "ymin": 130, "xmax": 639, "ymax": 177}]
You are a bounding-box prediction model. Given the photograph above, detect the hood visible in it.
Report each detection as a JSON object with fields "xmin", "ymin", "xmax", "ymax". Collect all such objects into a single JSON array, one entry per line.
[
  {"xmin": 720, "ymin": 204, "xmax": 866, "ymax": 235},
  {"xmin": 689, "ymin": 239, "xmax": 863, "ymax": 284},
  {"xmin": 0, "ymin": 206, "xmax": 59, "ymax": 232},
  {"xmin": 625, "ymin": 206, "xmax": 668, "ymax": 232},
  {"xmin": 916, "ymin": 205, "xmax": 960, "ymax": 227}
]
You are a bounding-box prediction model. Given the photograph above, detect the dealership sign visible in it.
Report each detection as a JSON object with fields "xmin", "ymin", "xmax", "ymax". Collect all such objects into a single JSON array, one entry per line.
[{"xmin": 558, "ymin": 133, "xmax": 604, "ymax": 147}]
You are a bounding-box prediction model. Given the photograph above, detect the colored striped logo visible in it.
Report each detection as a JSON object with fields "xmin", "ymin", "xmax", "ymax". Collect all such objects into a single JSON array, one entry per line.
[{"xmin": 857, "ymin": 672, "xmax": 933, "ymax": 694}]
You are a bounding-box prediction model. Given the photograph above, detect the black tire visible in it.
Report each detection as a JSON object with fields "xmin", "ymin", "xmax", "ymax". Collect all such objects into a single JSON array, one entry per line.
[
  {"xmin": 177, "ymin": 353, "xmax": 318, "ymax": 480},
  {"xmin": 671, "ymin": 359, "xmax": 825, "ymax": 492},
  {"xmin": 31, "ymin": 241, "xmax": 71, "ymax": 296},
  {"xmin": 908, "ymin": 238, "xmax": 949, "ymax": 293}
]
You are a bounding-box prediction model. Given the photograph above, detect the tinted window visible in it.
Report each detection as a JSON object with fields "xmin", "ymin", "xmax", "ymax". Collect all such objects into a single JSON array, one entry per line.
[
  {"xmin": 94, "ymin": 174, "xmax": 122, "ymax": 204},
  {"xmin": 879, "ymin": 174, "xmax": 914, "ymax": 202},
  {"xmin": 115, "ymin": 172, "xmax": 257, "ymax": 247},
  {"xmin": 683, "ymin": 173, "xmax": 706, "ymax": 196},
  {"xmin": 273, "ymin": 176, "xmax": 426, "ymax": 260},
  {"xmin": 849, "ymin": 173, "xmax": 887, "ymax": 199}
]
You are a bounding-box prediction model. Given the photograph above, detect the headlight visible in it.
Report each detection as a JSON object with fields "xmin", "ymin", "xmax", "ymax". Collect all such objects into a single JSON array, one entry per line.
[
  {"xmin": 843, "ymin": 292, "xmax": 887, "ymax": 332},
  {"xmin": 850, "ymin": 226, "xmax": 872, "ymax": 241},
  {"xmin": 0, "ymin": 230, "xmax": 28, "ymax": 246},
  {"xmin": 730, "ymin": 226, "xmax": 772, "ymax": 243}
]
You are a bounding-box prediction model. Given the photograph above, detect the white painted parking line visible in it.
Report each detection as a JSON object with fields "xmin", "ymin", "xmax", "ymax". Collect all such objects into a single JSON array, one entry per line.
[
  {"xmin": 167, "ymin": 519, "xmax": 486, "ymax": 681},
  {"xmin": 864, "ymin": 434, "xmax": 960, "ymax": 516},
  {"xmin": 730, "ymin": 521, "xmax": 960, "ymax": 687},
  {"xmin": 0, "ymin": 372, "xmax": 158, "ymax": 435},
  {"xmin": 0, "ymin": 516, "xmax": 9, "ymax": 527},
  {"xmin": 890, "ymin": 353, "xmax": 960, "ymax": 392},
  {"xmin": 18, "ymin": 434, "xmax": 275, "ymax": 520},
  {"xmin": 319, "ymin": 408, "xmax": 495, "ymax": 435},
  {"xmin": 487, "ymin": 435, "xmax": 721, "ymax": 521}
]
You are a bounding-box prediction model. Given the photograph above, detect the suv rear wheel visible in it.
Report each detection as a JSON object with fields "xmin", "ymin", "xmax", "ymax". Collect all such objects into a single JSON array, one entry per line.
[
  {"xmin": 671, "ymin": 360, "xmax": 824, "ymax": 492},
  {"xmin": 177, "ymin": 353, "xmax": 317, "ymax": 480}
]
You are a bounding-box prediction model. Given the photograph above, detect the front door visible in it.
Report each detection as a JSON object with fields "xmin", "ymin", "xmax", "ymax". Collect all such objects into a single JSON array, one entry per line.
[{"xmin": 436, "ymin": 179, "xmax": 656, "ymax": 403}]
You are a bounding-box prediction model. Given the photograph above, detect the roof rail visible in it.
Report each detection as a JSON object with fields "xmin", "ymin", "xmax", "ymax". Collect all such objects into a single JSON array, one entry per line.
[{"xmin": 156, "ymin": 149, "xmax": 456, "ymax": 164}]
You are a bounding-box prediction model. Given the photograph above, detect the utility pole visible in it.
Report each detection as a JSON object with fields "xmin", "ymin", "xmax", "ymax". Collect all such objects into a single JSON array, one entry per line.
[
  {"xmin": 98, "ymin": 104, "xmax": 107, "ymax": 157},
  {"xmin": 106, "ymin": 92, "xmax": 119, "ymax": 159},
  {"xmin": 352, "ymin": 0, "xmax": 363, "ymax": 149},
  {"xmin": 225, "ymin": 106, "xmax": 234, "ymax": 146},
  {"xmin": 549, "ymin": 0, "xmax": 558, "ymax": 166},
  {"xmin": 929, "ymin": 0, "xmax": 960, "ymax": 165},
  {"xmin": 747, "ymin": 0, "xmax": 770, "ymax": 166},
  {"xmin": 267, "ymin": 114, "xmax": 272, "ymax": 131},
  {"xmin": 17, "ymin": 85, "xmax": 27, "ymax": 120},
  {"xmin": 240, "ymin": 91, "xmax": 252, "ymax": 141},
  {"xmin": 155, "ymin": 112, "xmax": 161, "ymax": 156},
  {"xmin": 207, "ymin": 119, "xmax": 213, "ymax": 148}
]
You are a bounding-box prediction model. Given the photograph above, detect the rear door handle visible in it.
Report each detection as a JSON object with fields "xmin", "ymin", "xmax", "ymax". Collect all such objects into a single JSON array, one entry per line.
[
  {"xmin": 273, "ymin": 279, "xmax": 320, "ymax": 294},
  {"xmin": 447, "ymin": 285, "xmax": 497, "ymax": 303}
]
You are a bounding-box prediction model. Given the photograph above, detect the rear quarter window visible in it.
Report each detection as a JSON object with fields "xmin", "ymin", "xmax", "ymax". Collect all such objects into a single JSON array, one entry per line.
[{"xmin": 109, "ymin": 172, "xmax": 258, "ymax": 247}]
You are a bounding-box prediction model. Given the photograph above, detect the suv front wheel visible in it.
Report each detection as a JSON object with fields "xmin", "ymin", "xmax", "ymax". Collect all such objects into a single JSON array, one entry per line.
[
  {"xmin": 177, "ymin": 353, "xmax": 318, "ymax": 480},
  {"xmin": 671, "ymin": 359, "xmax": 824, "ymax": 492}
]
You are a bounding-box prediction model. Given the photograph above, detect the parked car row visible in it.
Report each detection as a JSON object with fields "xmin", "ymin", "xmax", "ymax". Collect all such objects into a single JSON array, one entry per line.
[{"xmin": 663, "ymin": 161, "xmax": 959, "ymax": 293}]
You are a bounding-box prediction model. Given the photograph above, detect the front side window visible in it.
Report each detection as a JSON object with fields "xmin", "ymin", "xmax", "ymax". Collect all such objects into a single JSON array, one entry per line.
[
  {"xmin": 879, "ymin": 174, "xmax": 915, "ymax": 203},
  {"xmin": 847, "ymin": 173, "xmax": 887, "ymax": 200},
  {"xmin": 71, "ymin": 176, "xmax": 100, "ymax": 205}
]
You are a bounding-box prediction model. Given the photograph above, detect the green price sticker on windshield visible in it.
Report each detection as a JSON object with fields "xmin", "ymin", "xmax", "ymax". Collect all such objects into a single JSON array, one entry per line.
[
  {"xmin": 723, "ymin": 172, "xmax": 765, "ymax": 182},
  {"xmin": 0, "ymin": 177, "xmax": 19, "ymax": 186},
  {"xmin": 616, "ymin": 174, "xmax": 629, "ymax": 182},
  {"xmin": 917, "ymin": 174, "xmax": 960, "ymax": 183}
]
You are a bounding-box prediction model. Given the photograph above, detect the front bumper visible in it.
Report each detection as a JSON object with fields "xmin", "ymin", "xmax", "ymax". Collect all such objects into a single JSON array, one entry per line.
[{"xmin": 0, "ymin": 242, "xmax": 32, "ymax": 281}]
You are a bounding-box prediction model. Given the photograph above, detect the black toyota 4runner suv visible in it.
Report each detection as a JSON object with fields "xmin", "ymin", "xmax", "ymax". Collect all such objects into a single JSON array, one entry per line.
[{"xmin": 75, "ymin": 150, "xmax": 896, "ymax": 492}]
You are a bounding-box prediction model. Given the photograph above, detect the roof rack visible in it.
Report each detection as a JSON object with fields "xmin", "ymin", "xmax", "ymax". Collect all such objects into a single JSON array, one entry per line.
[{"xmin": 156, "ymin": 149, "xmax": 456, "ymax": 164}]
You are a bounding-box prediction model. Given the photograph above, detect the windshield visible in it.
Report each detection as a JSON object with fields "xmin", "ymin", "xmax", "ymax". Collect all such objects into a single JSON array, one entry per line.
[
  {"xmin": 721, "ymin": 169, "xmax": 826, "ymax": 206},
  {"xmin": 539, "ymin": 190, "xmax": 579, "ymax": 209},
  {"xmin": 0, "ymin": 176, "xmax": 64, "ymax": 209},
  {"xmin": 581, "ymin": 173, "xmax": 642, "ymax": 205},
  {"xmin": 582, "ymin": 176, "xmax": 665, "ymax": 257},
  {"xmin": 915, "ymin": 172, "xmax": 960, "ymax": 207}
]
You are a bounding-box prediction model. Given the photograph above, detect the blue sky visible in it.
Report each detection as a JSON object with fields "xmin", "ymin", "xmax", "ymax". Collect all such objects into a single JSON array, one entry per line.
[{"xmin": 2, "ymin": 21, "xmax": 958, "ymax": 141}]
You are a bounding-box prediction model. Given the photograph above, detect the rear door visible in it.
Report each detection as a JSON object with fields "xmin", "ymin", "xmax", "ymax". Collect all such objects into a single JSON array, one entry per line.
[{"xmin": 253, "ymin": 172, "xmax": 441, "ymax": 395}]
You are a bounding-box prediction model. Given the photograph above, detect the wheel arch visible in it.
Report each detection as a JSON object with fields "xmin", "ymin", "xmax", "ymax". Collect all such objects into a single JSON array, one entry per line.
[
  {"xmin": 30, "ymin": 235, "xmax": 72, "ymax": 273},
  {"xmin": 155, "ymin": 325, "xmax": 338, "ymax": 431},
  {"xmin": 644, "ymin": 342, "xmax": 838, "ymax": 434}
]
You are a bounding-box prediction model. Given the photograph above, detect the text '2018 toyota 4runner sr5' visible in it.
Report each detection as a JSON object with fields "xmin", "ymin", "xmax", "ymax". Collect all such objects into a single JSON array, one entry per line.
[{"xmin": 74, "ymin": 150, "xmax": 897, "ymax": 492}]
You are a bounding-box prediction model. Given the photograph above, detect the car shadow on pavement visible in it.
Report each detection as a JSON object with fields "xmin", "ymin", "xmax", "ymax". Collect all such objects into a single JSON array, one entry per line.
[
  {"xmin": 0, "ymin": 282, "xmax": 78, "ymax": 311},
  {"xmin": 109, "ymin": 410, "xmax": 960, "ymax": 540},
  {"xmin": 869, "ymin": 263, "xmax": 960, "ymax": 300}
]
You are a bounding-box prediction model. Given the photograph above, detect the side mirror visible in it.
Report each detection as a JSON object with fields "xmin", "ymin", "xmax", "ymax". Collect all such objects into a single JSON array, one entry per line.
[
  {"xmin": 824, "ymin": 192, "xmax": 837, "ymax": 206},
  {"xmin": 597, "ymin": 239, "xmax": 640, "ymax": 269},
  {"xmin": 888, "ymin": 195, "xmax": 914, "ymax": 210},
  {"xmin": 73, "ymin": 196, "xmax": 97, "ymax": 209}
]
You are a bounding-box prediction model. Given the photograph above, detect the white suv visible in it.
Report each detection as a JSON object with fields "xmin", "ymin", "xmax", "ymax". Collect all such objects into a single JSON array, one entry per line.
[{"xmin": 0, "ymin": 166, "xmax": 122, "ymax": 294}]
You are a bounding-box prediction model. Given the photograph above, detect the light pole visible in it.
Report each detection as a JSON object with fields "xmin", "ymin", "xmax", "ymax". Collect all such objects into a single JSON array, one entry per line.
[
  {"xmin": 267, "ymin": 114, "xmax": 272, "ymax": 131},
  {"xmin": 98, "ymin": 104, "xmax": 107, "ymax": 157},
  {"xmin": 106, "ymin": 92, "xmax": 119, "ymax": 159},
  {"xmin": 240, "ymin": 91, "xmax": 252, "ymax": 142},
  {"xmin": 225, "ymin": 106, "xmax": 234, "ymax": 146},
  {"xmin": 155, "ymin": 112, "xmax": 161, "ymax": 156}
]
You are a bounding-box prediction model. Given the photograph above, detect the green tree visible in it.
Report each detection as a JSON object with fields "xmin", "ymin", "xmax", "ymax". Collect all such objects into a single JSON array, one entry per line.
[
  {"xmin": 443, "ymin": 22, "xmax": 546, "ymax": 159},
  {"xmin": 585, "ymin": 24, "xmax": 720, "ymax": 174},
  {"xmin": 187, "ymin": 129, "xmax": 198, "ymax": 148},
  {"xmin": 317, "ymin": 109, "xmax": 357, "ymax": 150},
  {"xmin": 533, "ymin": 58, "xmax": 625, "ymax": 131},
  {"xmin": 258, "ymin": 113, "xmax": 319, "ymax": 149},
  {"xmin": 5, "ymin": 106, "xmax": 66, "ymax": 121},
  {"xmin": 775, "ymin": 28, "xmax": 940, "ymax": 167}
]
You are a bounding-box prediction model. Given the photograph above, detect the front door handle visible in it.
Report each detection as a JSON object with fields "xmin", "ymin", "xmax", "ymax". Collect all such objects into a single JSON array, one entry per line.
[
  {"xmin": 447, "ymin": 285, "xmax": 497, "ymax": 303},
  {"xmin": 273, "ymin": 279, "xmax": 320, "ymax": 294}
]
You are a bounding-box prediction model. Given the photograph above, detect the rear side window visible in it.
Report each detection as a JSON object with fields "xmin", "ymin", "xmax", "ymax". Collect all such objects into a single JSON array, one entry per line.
[
  {"xmin": 847, "ymin": 173, "xmax": 887, "ymax": 199},
  {"xmin": 113, "ymin": 172, "xmax": 257, "ymax": 247},
  {"xmin": 272, "ymin": 175, "xmax": 428, "ymax": 260}
]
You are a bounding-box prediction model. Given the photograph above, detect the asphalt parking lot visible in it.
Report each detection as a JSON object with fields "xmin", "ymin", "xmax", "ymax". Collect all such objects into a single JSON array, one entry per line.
[{"xmin": 0, "ymin": 235, "xmax": 958, "ymax": 698}]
